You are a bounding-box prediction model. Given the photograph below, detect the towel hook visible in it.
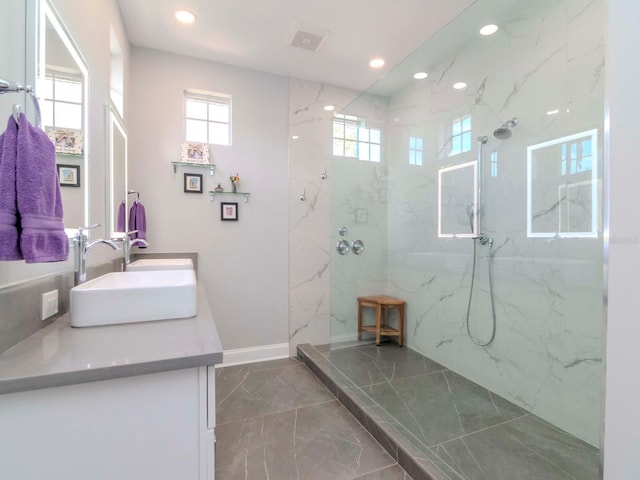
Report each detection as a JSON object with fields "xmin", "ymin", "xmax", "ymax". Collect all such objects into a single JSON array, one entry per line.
[{"xmin": 0, "ymin": 78, "xmax": 42, "ymax": 128}]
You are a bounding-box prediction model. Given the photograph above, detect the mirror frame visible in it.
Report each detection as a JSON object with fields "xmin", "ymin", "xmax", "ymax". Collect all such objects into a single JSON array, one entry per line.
[
  {"xmin": 105, "ymin": 104, "xmax": 127, "ymax": 240},
  {"xmin": 37, "ymin": 0, "xmax": 90, "ymax": 235}
]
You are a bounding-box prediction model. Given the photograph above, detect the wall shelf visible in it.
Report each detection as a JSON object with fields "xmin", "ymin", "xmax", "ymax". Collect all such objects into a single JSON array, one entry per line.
[
  {"xmin": 208, "ymin": 191, "xmax": 251, "ymax": 202},
  {"xmin": 171, "ymin": 162, "xmax": 216, "ymax": 175}
]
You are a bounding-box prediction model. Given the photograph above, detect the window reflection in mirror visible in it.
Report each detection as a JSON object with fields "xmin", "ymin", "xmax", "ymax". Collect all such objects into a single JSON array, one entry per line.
[
  {"xmin": 527, "ymin": 129, "xmax": 599, "ymax": 238},
  {"xmin": 38, "ymin": 0, "xmax": 89, "ymax": 234},
  {"xmin": 106, "ymin": 105, "xmax": 127, "ymax": 239},
  {"xmin": 438, "ymin": 160, "xmax": 477, "ymax": 238}
]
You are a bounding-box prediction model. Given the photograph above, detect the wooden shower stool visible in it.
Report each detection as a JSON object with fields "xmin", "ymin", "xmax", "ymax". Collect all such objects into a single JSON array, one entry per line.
[{"xmin": 357, "ymin": 295, "xmax": 405, "ymax": 347}]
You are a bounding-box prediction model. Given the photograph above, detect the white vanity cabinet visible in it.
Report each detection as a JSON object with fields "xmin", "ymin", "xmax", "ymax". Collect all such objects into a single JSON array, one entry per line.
[{"xmin": 0, "ymin": 366, "xmax": 216, "ymax": 480}]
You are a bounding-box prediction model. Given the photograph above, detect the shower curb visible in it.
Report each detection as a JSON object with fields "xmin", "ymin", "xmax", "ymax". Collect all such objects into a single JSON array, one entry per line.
[{"xmin": 297, "ymin": 343, "xmax": 458, "ymax": 480}]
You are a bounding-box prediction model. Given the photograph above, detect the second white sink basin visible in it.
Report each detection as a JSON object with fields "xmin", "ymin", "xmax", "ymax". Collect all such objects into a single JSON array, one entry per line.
[
  {"xmin": 126, "ymin": 258, "xmax": 193, "ymax": 271},
  {"xmin": 70, "ymin": 270, "xmax": 197, "ymax": 327}
]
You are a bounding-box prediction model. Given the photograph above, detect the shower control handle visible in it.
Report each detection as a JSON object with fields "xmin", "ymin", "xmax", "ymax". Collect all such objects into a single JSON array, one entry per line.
[
  {"xmin": 336, "ymin": 239, "xmax": 350, "ymax": 255},
  {"xmin": 351, "ymin": 239, "xmax": 364, "ymax": 255}
]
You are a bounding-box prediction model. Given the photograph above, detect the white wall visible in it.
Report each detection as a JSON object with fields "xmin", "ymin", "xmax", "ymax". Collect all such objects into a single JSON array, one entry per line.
[
  {"xmin": 128, "ymin": 48, "xmax": 290, "ymax": 351},
  {"xmin": 603, "ymin": 1, "xmax": 640, "ymax": 478}
]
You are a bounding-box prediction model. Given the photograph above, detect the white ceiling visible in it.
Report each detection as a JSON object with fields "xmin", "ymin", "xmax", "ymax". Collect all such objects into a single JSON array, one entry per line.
[{"xmin": 117, "ymin": 0, "xmax": 476, "ymax": 93}]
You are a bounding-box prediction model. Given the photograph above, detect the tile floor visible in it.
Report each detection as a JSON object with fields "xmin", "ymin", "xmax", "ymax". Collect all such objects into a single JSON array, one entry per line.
[
  {"xmin": 215, "ymin": 357, "xmax": 412, "ymax": 479},
  {"xmin": 299, "ymin": 342, "xmax": 600, "ymax": 480}
]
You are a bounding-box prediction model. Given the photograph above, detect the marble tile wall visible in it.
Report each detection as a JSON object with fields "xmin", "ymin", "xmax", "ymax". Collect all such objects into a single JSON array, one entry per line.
[{"xmin": 331, "ymin": 0, "xmax": 605, "ymax": 446}]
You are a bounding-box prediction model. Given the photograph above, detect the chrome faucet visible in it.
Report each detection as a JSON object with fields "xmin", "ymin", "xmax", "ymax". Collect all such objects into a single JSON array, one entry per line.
[
  {"xmin": 73, "ymin": 225, "xmax": 120, "ymax": 285},
  {"xmin": 122, "ymin": 232, "xmax": 149, "ymax": 266}
]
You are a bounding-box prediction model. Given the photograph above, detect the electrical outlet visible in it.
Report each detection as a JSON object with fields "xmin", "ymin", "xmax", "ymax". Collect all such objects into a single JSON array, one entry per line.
[{"xmin": 41, "ymin": 290, "xmax": 58, "ymax": 321}]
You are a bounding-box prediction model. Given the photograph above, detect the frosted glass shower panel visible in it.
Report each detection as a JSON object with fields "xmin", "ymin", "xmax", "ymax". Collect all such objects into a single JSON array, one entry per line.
[
  {"xmin": 527, "ymin": 129, "xmax": 599, "ymax": 238},
  {"xmin": 438, "ymin": 161, "xmax": 477, "ymax": 238}
]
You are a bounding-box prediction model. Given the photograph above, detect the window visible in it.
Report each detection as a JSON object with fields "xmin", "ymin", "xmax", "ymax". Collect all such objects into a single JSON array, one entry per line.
[
  {"xmin": 561, "ymin": 139, "xmax": 592, "ymax": 175},
  {"xmin": 409, "ymin": 136, "xmax": 423, "ymax": 166},
  {"xmin": 449, "ymin": 114, "xmax": 472, "ymax": 156},
  {"xmin": 490, "ymin": 151, "xmax": 498, "ymax": 177},
  {"xmin": 185, "ymin": 91, "xmax": 231, "ymax": 145},
  {"xmin": 42, "ymin": 69, "xmax": 83, "ymax": 129},
  {"xmin": 332, "ymin": 114, "xmax": 381, "ymax": 162}
]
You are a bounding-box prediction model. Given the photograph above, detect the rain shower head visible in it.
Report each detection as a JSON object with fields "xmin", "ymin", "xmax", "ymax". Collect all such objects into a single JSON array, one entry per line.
[{"xmin": 493, "ymin": 117, "xmax": 518, "ymax": 140}]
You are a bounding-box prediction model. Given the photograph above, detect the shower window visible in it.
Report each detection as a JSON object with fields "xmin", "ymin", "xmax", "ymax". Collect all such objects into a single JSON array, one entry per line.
[
  {"xmin": 409, "ymin": 136, "xmax": 423, "ymax": 165},
  {"xmin": 185, "ymin": 90, "xmax": 232, "ymax": 146},
  {"xmin": 42, "ymin": 69, "xmax": 83, "ymax": 130},
  {"xmin": 332, "ymin": 114, "xmax": 381, "ymax": 162},
  {"xmin": 449, "ymin": 114, "xmax": 472, "ymax": 156}
]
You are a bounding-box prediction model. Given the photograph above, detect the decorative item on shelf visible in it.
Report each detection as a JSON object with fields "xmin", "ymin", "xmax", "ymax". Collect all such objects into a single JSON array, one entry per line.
[
  {"xmin": 57, "ymin": 164, "xmax": 80, "ymax": 187},
  {"xmin": 214, "ymin": 183, "xmax": 224, "ymax": 193},
  {"xmin": 47, "ymin": 127, "xmax": 84, "ymax": 155},
  {"xmin": 221, "ymin": 202, "xmax": 238, "ymax": 221},
  {"xmin": 184, "ymin": 173, "xmax": 203, "ymax": 193},
  {"xmin": 230, "ymin": 173, "xmax": 240, "ymax": 193},
  {"xmin": 180, "ymin": 141, "xmax": 210, "ymax": 164}
]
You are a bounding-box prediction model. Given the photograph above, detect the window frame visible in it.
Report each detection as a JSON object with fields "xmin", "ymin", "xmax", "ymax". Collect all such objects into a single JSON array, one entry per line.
[
  {"xmin": 42, "ymin": 67, "xmax": 84, "ymax": 130},
  {"xmin": 184, "ymin": 90, "xmax": 232, "ymax": 146},
  {"xmin": 332, "ymin": 113, "xmax": 381, "ymax": 162}
]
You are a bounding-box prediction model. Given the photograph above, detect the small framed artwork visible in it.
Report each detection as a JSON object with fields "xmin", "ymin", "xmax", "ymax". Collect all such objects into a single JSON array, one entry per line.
[
  {"xmin": 181, "ymin": 141, "xmax": 210, "ymax": 164},
  {"xmin": 57, "ymin": 164, "xmax": 80, "ymax": 187},
  {"xmin": 221, "ymin": 202, "xmax": 238, "ymax": 221},
  {"xmin": 184, "ymin": 173, "xmax": 203, "ymax": 193},
  {"xmin": 47, "ymin": 128, "xmax": 84, "ymax": 155}
]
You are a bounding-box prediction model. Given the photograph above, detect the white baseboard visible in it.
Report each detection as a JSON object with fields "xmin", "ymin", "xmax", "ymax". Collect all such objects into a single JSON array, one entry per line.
[{"xmin": 218, "ymin": 343, "xmax": 290, "ymax": 368}]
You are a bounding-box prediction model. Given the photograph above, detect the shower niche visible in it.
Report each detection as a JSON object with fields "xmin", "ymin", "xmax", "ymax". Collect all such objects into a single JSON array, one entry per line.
[{"xmin": 438, "ymin": 160, "xmax": 477, "ymax": 238}]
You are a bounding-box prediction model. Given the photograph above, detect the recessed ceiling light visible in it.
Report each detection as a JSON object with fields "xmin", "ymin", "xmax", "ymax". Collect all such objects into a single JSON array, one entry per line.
[
  {"xmin": 479, "ymin": 24, "xmax": 498, "ymax": 36},
  {"xmin": 175, "ymin": 10, "xmax": 196, "ymax": 24},
  {"xmin": 323, "ymin": 105, "xmax": 335, "ymax": 111},
  {"xmin": 413, "ymin": 72, "xmax": 428, "ymax": 80},
  {"xmin": 546, "ymin": 109, "xmax": 560, "ymax": 115},
  {"xmin": 453, "ymin": 82, "xmax": 467, "ymax": 90},
  {"xmin": 369, "ymin": 58, "xmax": 385, "ymax": 69}
]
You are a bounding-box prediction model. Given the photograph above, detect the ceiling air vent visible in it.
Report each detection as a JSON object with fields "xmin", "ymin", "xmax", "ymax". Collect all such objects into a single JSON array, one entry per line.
[{"xmin": 288, "ymin": 23, "xmax": 330, "ymax": 52}]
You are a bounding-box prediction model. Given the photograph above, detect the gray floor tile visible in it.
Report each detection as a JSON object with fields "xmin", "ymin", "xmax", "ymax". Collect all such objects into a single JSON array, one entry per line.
[
  {"xmin": 216, "ymin": 400, "xmax": 397, "ymax": 480},
  {"xmin": 351, "ymin": 464, "xmax": 411, "ymax": 479},
  {"xmin": 362, "ymin": 369, "xmax": 526, "ymax": 446},
  {"xmin": 216, "ymin": 362, "xmax": 335, "ymax": 425}
]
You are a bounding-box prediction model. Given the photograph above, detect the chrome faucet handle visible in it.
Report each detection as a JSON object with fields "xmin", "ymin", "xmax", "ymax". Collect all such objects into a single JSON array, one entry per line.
[{"xmin": 77, "ymin": 224, "xmax": 100, "ymax": 236}]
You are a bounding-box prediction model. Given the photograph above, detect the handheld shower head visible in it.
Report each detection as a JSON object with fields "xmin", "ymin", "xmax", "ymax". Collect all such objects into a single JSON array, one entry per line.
[{"xmin": 493, "ymin": 117, "xmax": 518, "ymax": 140}]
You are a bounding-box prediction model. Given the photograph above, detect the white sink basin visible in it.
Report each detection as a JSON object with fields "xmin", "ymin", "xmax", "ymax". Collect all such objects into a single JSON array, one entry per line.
[
  {"xmin": 126, "ymin": 258, "xmax": 193, "ymax": 271},
  {"xmin": 70, "ymin": 270, "xmax": 197, "ymax": 327}
]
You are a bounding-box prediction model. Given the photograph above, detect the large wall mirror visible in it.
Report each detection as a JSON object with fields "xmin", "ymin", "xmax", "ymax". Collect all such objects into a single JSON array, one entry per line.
[
  {"xmin": 106, "ymin": 105, "xmax": 127, "ymax": 239},
  {"xmin": 38, "ymin": 0, "xmax": 89, "ymax": 233}
]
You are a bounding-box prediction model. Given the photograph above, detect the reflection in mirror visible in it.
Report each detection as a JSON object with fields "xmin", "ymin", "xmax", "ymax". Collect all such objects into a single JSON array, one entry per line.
[
  {"xmin": 106, "ymin": 105, "xmax": 127, "ymax": 239},
  {"xmin": 438, "ymin": 161, "xmax": 477, "ymax": 238},
  {"xmin": 38, "ymin": 0, "xmax": 89, "ymax": 233},
  {"xmin": 527, "ymin": 129, "xmax": 599, "ymax": 238}
]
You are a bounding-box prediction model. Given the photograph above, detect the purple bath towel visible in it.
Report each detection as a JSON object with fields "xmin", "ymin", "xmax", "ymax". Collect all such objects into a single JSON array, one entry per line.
[
  {"xmin": 135, "ymin": 202, "xmax": 147, "ymax": 246},
  {"xmin": 16, "ymin": 113, "xmax": 69, "ymax": 263},
  {"xmin": 128, "ymin": 202, "xmax": 137, "ymax": 240},
  {"xmin": 116, "ymin": 201, "xmax": 126, "ymax": 233},
  {"xmin": 0, "ymin": 116, "xmax": 21, "ymax": 260}
]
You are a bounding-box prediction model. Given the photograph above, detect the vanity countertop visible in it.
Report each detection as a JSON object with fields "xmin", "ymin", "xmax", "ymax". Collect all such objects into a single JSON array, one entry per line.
[{"xmin": 0, "ymin": 284, "xmax": 223, "ymax": 395}]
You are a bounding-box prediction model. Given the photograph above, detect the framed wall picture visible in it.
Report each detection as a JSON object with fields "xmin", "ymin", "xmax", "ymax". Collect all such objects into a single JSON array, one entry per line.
[
  {"xmin": 180, "ymin": 141, "xmax": 210, "ymax": 164},
  {"xmin": 57, "ymin": 164, "xmax": 80, "ymax": 187},
  {"xmin": 47, "ymin": 128, "xmax": 84, "ymax": 155},
  {"xmin": 221, "ymin": 202, "xmax": 238, "ymax": 221},
  {"xmin": 184, "ymin": 173, "xmax": 203, "ymax": 193}
]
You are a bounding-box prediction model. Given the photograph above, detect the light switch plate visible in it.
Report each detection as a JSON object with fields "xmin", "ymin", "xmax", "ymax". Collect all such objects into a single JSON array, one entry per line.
[{"xmin": 41, "ymin": 290, "xmax": 58, "ymax": 321}]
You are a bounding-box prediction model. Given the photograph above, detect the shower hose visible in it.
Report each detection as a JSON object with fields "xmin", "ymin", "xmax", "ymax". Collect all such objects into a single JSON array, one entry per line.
[{"xmin": 465, "ymin": 236, "xmax": 497, "ymax": 346}]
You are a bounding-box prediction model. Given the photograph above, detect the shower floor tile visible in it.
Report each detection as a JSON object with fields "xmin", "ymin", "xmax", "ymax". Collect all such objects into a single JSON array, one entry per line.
[{"xmin": 301, "ymin": 342, "xmax": 599, "ymax": 480}]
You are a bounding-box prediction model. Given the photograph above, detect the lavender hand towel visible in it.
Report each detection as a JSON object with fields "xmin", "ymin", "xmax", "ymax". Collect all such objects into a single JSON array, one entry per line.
[
  {"xmin": 16, "ymin": 113, "xmax": 69, "ymax": 263},
  {"xmin": 135, "ymin": 202, "xmax": 147, "ymax": 247},
  {"xmin": 0, "ymin": 116, "xmax": 22, "ymax": 260},
  {"xmin": 116, "ymin": 201, "xmax": 126, "ymax": 232},
  {"xmin": 128, "ymin": 202, "xmax": 137, "ymax": 240}
]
